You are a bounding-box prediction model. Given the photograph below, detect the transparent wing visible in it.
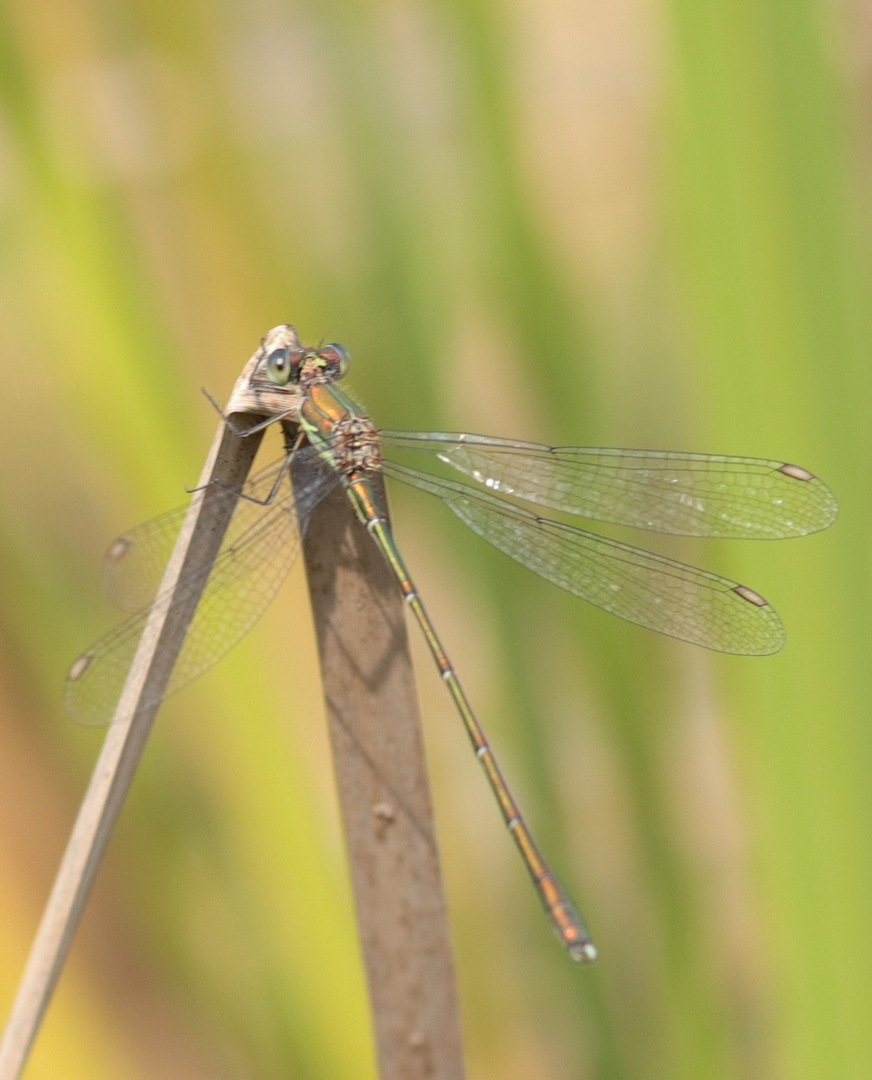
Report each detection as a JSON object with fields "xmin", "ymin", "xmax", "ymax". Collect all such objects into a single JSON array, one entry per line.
[
  {"xmin": 66, "ymin": 453, "xmax": 339, "ymax": 726},
  {"xmin": 102, "ymin": 457, "xmax": 293, "ymax": 612},
  {"xmin": 383, "ymin": 461, "xmax": 785, "ymax": 655},
  {"xmin": 378, "ymin": 431, "xmax": 838, "ymax": 539}
]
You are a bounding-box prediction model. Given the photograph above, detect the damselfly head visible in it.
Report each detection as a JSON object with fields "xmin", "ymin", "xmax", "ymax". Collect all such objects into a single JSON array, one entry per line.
[{"xmin": 256, "ymin": 331, "xmax": 349, "ymax": 389}]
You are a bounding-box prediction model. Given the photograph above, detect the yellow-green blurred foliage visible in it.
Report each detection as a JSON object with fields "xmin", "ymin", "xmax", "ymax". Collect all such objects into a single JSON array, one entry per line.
[{"xmin": 0, "ymin": 0, "xmax": 870, "ymax": 1077}]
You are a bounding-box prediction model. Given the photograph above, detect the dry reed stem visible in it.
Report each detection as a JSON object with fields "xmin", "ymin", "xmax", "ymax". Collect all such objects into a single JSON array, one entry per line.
[
  {"xmin": 303, "ymin": 474, "xmax": 465, "ymax": 1080},
  {"xmin": 1, "ymin": 359, "xmax": 464, "ymax": 1078}
]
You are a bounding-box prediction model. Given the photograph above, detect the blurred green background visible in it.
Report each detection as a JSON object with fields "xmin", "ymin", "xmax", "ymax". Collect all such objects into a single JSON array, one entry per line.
[{"xmin": 0, "ymin": 0, "xmax": 870, "ymax": 1077}]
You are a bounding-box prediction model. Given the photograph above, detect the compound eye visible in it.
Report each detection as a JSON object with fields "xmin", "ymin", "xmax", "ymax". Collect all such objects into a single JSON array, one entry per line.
[
  {"xmin": 320, "ymin": 344, "xmax": 350, "ymax": 378},
  {"xmin": 265, "ymin": 347, "xmax": 292, "ymax": 385}
]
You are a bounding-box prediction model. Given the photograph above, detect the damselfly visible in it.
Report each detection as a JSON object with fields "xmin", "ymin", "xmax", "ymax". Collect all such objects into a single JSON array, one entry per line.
[{"xmin": 67, "ymin": 325, "xmax": 838, "ymax": 960}]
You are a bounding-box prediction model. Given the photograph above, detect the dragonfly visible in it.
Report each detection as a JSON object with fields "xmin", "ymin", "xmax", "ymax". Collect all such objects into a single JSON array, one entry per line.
[{"xmin": 66, "ymin": 325, "xmax": 838, "ymax": 962}]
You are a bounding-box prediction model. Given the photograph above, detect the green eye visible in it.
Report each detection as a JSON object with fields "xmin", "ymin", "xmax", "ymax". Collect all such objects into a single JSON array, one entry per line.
[{"xmin": 266, "ymin": 347, "xmax": 292, "ymax": 385}]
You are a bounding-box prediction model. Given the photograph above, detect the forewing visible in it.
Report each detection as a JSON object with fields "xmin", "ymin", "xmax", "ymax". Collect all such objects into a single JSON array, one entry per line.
[
  {"xmin": 378, "ymin": 431, "xmax": 837, "ymax": 539},
  {"xmin": 103, "ymin": 458, "xmax": 291, "ymax": 612},
  {"xmin": 67, "ymin": 452, "xmax": 338, "ymax": 726},
  {"xmin": 383, "ymin": 462, "xmax": 785, "ymax": 655}
]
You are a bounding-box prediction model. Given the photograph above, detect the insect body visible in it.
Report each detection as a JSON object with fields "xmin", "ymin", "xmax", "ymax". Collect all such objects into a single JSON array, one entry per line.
[{"xmin": 67, "ymin": 325, "xmax": 838, "ymax": 959}]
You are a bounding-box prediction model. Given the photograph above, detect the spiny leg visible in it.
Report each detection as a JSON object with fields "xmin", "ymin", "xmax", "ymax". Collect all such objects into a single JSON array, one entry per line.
[
  {"xmin": 200, "ymin": 386, "xmax": 297, "ymax": 438},
  {"xmin": 186, "ymin": 430, "xmax": 307, "ymax": 507}
]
